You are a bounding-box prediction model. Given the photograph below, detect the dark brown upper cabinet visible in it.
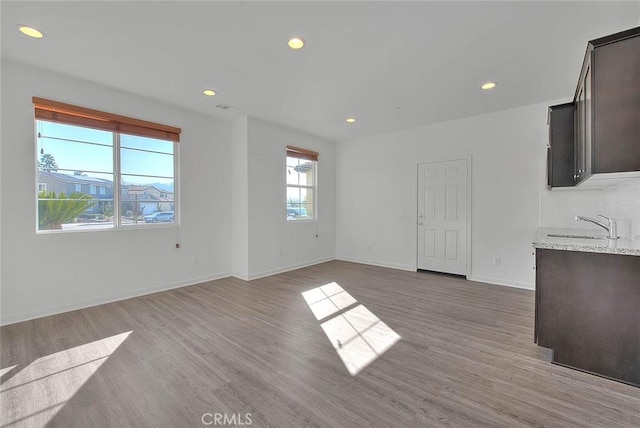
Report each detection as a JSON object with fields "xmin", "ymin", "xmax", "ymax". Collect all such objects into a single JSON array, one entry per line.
[
  {"xmin": 575, "ymin": 26, "xmax": 640, "ymax": 184},
  {"xmin": 547, "ymin": 103, "xmax": 575, "ymax": 188}
]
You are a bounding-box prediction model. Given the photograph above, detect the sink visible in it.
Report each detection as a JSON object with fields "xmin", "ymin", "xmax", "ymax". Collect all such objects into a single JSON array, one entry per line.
[{"xmin": 547, "ymin": 233, "xmax": 607, "ymax": 240}]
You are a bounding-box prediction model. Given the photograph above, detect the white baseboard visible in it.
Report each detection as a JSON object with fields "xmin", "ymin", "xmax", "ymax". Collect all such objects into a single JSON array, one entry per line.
[
  {"xmin": 243, "ymin": 257, "xmax": 335, "ymax": 281},
  {"xmin": 468, "ymin": 275, "xmax": 534, "ymax": 291},
  {"xmin": 0, "ymin": 272, "xmax": 231, "ymax": 326},
  {"xmin": 232, "ymin": 272, "xmax": 250, "ymax": 281},
  {"xmin": 336, "ymin": 257, "xmax": 535, "ymax": 291},
  {"xmin": 335, "ymin": 256, "xmax": 415, "ymax": 272}
]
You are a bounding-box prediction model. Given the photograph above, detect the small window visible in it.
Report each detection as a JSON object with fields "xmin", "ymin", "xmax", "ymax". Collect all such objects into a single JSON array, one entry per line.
[
  {"xmin": 34, "ymin": 97, "xmax": 180, "ymax": 232},
  {"xmin": 286, "ymin": 146, "xmax": 317, "ymax": 221}
]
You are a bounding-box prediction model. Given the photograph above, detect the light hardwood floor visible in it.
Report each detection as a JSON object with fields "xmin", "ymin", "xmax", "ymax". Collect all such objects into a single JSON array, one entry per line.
[{"xmin": 1, "ymin": 261, "xmax": 639, "ymax": 427}]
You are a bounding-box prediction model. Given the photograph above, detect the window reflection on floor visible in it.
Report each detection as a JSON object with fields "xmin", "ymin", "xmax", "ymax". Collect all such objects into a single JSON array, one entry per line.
[
  {"xmin": 301, "ymin": 281, "xmax": 358, "ymax": 320},
  {"xmin": 0, "ymin": 331, "xmax": 131, "ymax": 427},
  {"xmin": 0, "ymin": 365, "xmax": 17, "ymax": 378},
  {"xmin": 302, "ymin": 283, "xmax": 401, "ymax": 375}
]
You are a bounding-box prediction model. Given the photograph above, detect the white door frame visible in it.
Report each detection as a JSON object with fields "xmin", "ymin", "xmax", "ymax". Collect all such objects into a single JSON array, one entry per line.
[{"xmin": 413, "ymin": 154, "xmax": 472, "ymax": 278}]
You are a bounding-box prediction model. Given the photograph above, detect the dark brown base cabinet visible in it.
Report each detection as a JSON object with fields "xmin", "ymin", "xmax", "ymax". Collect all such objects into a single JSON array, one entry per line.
[{"xmin": 535, "ymin": 249, "xmax": 640, "ymax": 387}]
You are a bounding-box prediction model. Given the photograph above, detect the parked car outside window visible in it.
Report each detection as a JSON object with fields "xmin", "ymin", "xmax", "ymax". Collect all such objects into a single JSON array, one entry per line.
[
  {"xmin": 144, "ymin": 211, "xmax": 174, "ymax": 223},
  {"xmin": 287, "ymin": 207, "xmax": 308, "ymax": 219}
]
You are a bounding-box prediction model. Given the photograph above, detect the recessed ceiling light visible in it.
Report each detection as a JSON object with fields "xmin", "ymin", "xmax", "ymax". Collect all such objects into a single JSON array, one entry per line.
[
  {"xmin": 19, "ymin": 26, "xmax": 44, "ymax": 39},
  {"xmin": 288, "ymin": 37, "xmax": 305, "ymax": 50},
  {"xmin": 203, "ymin": 89, "xmax": 217, "ymax": 96},
  {"xmin": 346, "ymin": 118, "xmax": 356, "ymax": 124},
  {"xmin": 481, "ymin": 82, "xmax": 497, "ymax": 90}
]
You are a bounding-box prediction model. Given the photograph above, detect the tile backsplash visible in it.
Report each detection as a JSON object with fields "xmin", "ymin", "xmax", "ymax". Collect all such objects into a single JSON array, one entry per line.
[
  {"xmin": 604, "ymin": 181, "xmax": 640, "ymax": 240},
  {"xmin": 540, "ymin": 180, "xmax": 640, "ymax": 240}
]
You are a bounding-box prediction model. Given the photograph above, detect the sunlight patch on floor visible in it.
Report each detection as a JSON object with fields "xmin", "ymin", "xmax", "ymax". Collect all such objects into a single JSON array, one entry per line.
[
  {"xmin": 0, "ymin": 331, "xmax": 132, "ymax": 427},
  {"xmin": 0, "ymin": 365, "xmax": 17, "ymax": 378},
  {"xmin": 302, "ymin": 283, "xmax": 400, "ymax": 376},
  {"xmin": 302, "ymin": 281, "xmax": 358, "ymax": 320}
]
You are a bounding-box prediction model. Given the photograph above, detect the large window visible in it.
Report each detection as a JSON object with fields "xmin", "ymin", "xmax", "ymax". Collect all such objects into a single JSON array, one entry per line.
[
  {"xmin": 286, "ymin": 146, "xmax": 318, "ymax": 221},
  {"xmin": 34, "ymin": 98, "xmax": 180, "ymax": 232}
]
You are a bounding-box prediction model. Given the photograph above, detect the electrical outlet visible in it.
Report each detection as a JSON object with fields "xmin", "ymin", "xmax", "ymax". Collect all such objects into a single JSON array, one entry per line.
[
  {"xmin": 194, "ymin": 256, "xmax": 199, "ymax": 265},
  {"xmin": 494, "ymin": 256, "xmax": 501, "ymax": 266},
  {"xmin": 276, "ymin": 248, "xmax": 282, "ymax": 257}
]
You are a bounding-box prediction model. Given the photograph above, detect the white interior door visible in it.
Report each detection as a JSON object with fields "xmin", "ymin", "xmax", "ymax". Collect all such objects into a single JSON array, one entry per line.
[{"xmin": 417, "ymin": 159, "xmax": 468, "ymax": 276}]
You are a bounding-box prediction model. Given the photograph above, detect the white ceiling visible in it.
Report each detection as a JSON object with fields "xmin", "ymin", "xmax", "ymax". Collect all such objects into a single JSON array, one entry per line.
[{"xmin": 2, "ymin": 1, "xmax": 639, "ymax": 142}]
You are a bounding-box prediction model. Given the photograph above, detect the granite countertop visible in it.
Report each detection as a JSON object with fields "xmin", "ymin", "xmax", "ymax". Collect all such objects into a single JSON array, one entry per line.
[{"xmin": 533, "ymin": 227, "xmax": 640, "ymax": 256}]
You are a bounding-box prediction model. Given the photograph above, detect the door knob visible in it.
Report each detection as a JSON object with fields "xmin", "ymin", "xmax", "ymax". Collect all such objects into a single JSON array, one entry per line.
[{"xmin": 418, "ymin": 222, "xmax": 424, "ymax": 226}]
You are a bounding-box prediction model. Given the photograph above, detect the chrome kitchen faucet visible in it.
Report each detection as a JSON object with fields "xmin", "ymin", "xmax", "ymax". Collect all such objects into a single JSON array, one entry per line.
[{"xmin": 575, "ymin": 215, "xmax": 618, "ymax": 240}]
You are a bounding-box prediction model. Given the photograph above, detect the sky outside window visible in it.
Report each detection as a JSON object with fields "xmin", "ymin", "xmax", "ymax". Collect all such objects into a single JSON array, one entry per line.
[{"xmin": 37, "ymin": 121, "xmax": 174, "ymax": 186}]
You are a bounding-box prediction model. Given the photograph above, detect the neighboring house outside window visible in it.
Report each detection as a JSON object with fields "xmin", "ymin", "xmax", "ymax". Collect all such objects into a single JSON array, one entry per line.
[
  {"xmin": 38, "ymin": 183, "xmax": 47, "ymax": 192},
  {"xmin": 34, "ymin": 97, "xmax": 181, "ymax": 232},
  {"xmin": 286, "ymin": 146, "xmax": 318, "ymax": 221},
  {"xmin": 38, "ymin": 171, "xmax": 113, "ymax": 218},
  {"xmin": 121, "ymin": 185, "xmax": 174, "ymax": 217}
]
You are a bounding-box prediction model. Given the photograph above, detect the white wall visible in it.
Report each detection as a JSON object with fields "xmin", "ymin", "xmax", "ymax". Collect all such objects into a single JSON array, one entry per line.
[
  {"xmin": 0, "ymin": 61, "xmax": 336, "ymax": 324},
  {"xmin": 336, "ymin": 102, "xmax": 554, "ymax": 289},
  {"xmin": 0, "ymin": 60, "xmax": 233, "ymax": 324},
  {"xmin": 231, "ymin": 117, "xmax": 249, "ymax": 279},
  {"xmin": 242, "ymin": 117, "xmax": 336, "ymax": 279}
]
